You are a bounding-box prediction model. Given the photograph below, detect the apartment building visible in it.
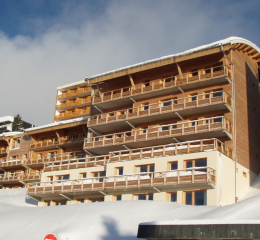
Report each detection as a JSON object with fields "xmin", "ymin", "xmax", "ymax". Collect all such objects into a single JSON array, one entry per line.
[{"xmin": 25, "ymin": 37, "xmax": 260, "ymax": 207}]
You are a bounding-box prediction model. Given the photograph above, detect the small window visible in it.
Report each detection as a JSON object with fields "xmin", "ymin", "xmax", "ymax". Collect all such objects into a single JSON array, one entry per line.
[
  {"xmin": 80, "ymin": 173, "xmax": 87, "ymax": 178},
  {"xmin": 184, "ymin": 190, "xmax": 207, "ymax": 205},
  {"xmin": 115, "ymin": 167, "xmax": 123, "ymax": 176},
  {"xmin": 113, "ymin": 195, "xmax": 122, "ymax": 201},
  {"xmin": 191, "ymin": 69, "xmax": 198, "ymax": 76},
  {"xmin": 213, "ymin": 91, "xmax": 223, "ymax": 98},
  {"xmin": 45, "ymin": 201, "xmax": 51, "ymax": 207},
  {"xmin": 135, "ymin": 164, "xmax": 154, "ymax": 174},
  {"xmin": 213, "ymin": 118, "xmax": 222, "ymax": 123},
  {"xmin": 134, "ymin": 194, "xmax": 153, "ymax": 200},
  {"xmin": 12, "ymin": 138, "xmax": 21, "ymax": 149},
  {"xmin": 168, "ymin": 162, "xmax": 178, "ymax": 170},
  {"xmin": 89, "ymin": 198, "xmax": 104, "ymax": 203},
  {"xmin": 190, "ymin": 94, "xmax": 197, "ymax": 102},
  {"xmin": 168, "ymin": 192, "xmax": 177, "ymax": 202},
  {"xmin": 142, "ymin": 103, "xmax": 149, "ymax": 110},
  {"xmin": 161, "ymin": 126, "xmax": 170, "ymax": 131},
  {"xmin": 144, "ymin": 80, "xmax": 150, "ymax": 87},
  {"xmin": 77, "ymin": 199, "xmax": 85, "ymax": 204},
  {"xmin": 92, "ymin": 171, "xmax": 106, "ymax": 182},
  {"xmin": 56, "ymin": 175, "xmax": 70, "ymax": 181},
  {"xmin": 55, "ymin": 200, "xmax": 67, "ymax": 206},
  {"xmin": 185, "ymin": 158, "xmax": 207, "ymax": 172},
  {"xmin": 47, "ymin": 176, "xmax": 53, "ymax": 182}
]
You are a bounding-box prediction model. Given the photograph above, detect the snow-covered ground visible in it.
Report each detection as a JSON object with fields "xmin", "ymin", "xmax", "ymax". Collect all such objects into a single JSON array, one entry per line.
[{"xmin": 0, "ymin": 175, "xmax": 260, "ymax": 240}]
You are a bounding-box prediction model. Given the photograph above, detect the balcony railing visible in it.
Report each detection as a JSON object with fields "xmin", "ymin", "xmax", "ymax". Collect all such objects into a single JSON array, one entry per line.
[
  {"xmin": 93, "ymin": 65, "xmax": 232, "ymax": 105},
  {"xmin": 84, "ymin": 116, "xmax": 232, "ymax": 149},
  {"xmin": 0, "ymin": 172, "xmax": 41, "ymax": 182},
  {"xmin": 27, "ymin": 167, "xmax": 215, "ymax": 195},
  {"xmin": 0, "ymin": 148, "xmax": 7, "ymax": 154},
  {"xmin": 0, "ymin": 158, "xmax": 26, "ymax": 167},
  {"xmin": 54, "ymin": 108, "xmax": 90, "ymax": 121},
  {"xmin": 44, "ymin": 155, "xmax": 109, "ymax": 171},
  {"xmin": 24, "ymin": 151, "xmax": 86, "ymax": 166},
  {"xmin": 57, "ymin": 87, "xmax": 91, "ymax": 100},
  {"xmin": 88, "ymin": 91, "xmax": 232, "ymax": 127},
  {"xmin": 109, "ymin": 138, "xmax": 233, "ymax": 162},
  {"xmin": 31, "ymin": 133, "xmax": 87, "ymax": 149},
  {"xmin": 56, "ymin": 97, "xmax": 91, "ymax": 110}
]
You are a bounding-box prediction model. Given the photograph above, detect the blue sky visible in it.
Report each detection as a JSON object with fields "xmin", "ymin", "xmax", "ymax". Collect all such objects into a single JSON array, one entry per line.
[{"xmin": 0, "ymin": 0, "xmax": 259, "ymax": 126}]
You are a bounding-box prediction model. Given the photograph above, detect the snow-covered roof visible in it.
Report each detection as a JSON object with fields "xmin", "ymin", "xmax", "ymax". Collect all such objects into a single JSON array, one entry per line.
[
  {"xmin": 57, "ymin": 79, "xmax": 86, "ymax": 91},
  {"xmin": 24, "ymin": 117, "xmax": 88, "ymax": 133},
  {"xmin": 0, "ymin": 131, "xmax": 23, "ymax": 138},
  {"xmin": 85, "ymin": 36, "xmax": 260, "ymax": 82},
  {"xmin": 0, "ymin": 116, "xmax": 14, "ymax": 123}
]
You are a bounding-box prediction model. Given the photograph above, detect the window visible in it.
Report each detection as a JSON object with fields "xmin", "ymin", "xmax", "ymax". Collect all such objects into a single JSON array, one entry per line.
[
  {"xmin": 213, "ymin": 62, "xmax": 223, "ymax": 72},
  {"xmin": 168, "ymin": 161, "xmax": 178, "ymax": 170},
  {"xmin": 135, "ymin": 164, "xmax": 154, "ymax": 174},
  {"xmin": 12, "ymin": 138, "xmax": 20, "ymax": 149},
  {"xmin": 45, "ymin": 201, "xmax": 51, "ymax": 206},
  {"xmin": 56, "ymin": 175, "xmax": 70, "ymax": 181},
  {"xmin": 213, "ymin": 91, "xmax": 223, "ymax": 98},
  {"xmin": 161, "ymin": 126, "xmax": 170, "ymax": 131},
  {"xmin": 168, "ymin": 192, "xmax": 177, "ymax": 202},
  {"xmin": 185, "ymin": 158, "xmax": 207, "ymax": 172},
  {"xmin": 134, "ymin": 194, "xmax": 153, "ymax": 200},
  {"xmin": 115, "ymin": 167, "xmax": 123, "ymax": 176},
  {"xmin": 113, "ymin": 195, "xmax": 122, "ymax": 201},
  {"xmin": 162, "ymin": 99, "xmax": 172, "ymax": 107},
  {"xmin": 189, "ymin": 94, "xmax": 197, "ymax": 102},
  {"xmin": 142, "ymin": 103, "xmax": 149, "ymax": 111},
  {"xmin": 142, "ymin": 127, "xmax": 148, "ymax": 134},
  {"xmin": 77, "ymin": 199, "xmax": 85, "ymax": 204},
  {"xmin": 80, "ymin": 173, "xmax": 87, "ymax": 178},
  {"xmin": 11, "ymin": 155, "xmax": 18, "ymax": 160},
  {"xmin": 191, "ymin": 69, "xmax": 198, "ymax": 76},
  {"xmin": 89, "ymin": 198, "xmax": 104, "ymax": 203},
  {"xmin": 92, "ymin": 171, "xmax": 106, "ymax": 182},
  {"xmin": 213, "ymin": 117, "xmax": 222, "ymax": 123},
  {"xmin": 47, "ymin": 176, "xmax": 53, "ymax": 182},
  {"xmin": 54, "ymin": 200, "xmax": 67, "ymax": 206},
  {"xmin": 49, "ymin": 152, "xmax": 57, "ymax": 159},
  {"xmin": 184, "ymin": 190, "xmax": 207, "ymax": 205}
]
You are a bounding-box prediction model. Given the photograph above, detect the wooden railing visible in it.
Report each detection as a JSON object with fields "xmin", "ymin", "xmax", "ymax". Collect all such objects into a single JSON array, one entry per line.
[
  {"xmin": 57, "ymin": 87, "xmax": 91, "ymax": 100},
  {"xmin": 0, "ymin": 158, "xmax": 25, "ymax": 167},
  {"xmin": 31, "ymin": 133, "xmax": 87, "ymax": 149},
  {"xmin": 0, "ymin": 148, "xmax": 7, "ymax": 154},
  {"xmin": 93, "ymin": 65, "xmax": 232, "ymax": 104},
  {"xmin": 27, "ymin": 167, "xmax": 215, "ymax": 195},
  {"xmin": 109, "ymin": 139, "xmax": 233, "ymax": 162},
  {"xmin": 84, "ymin": 116, "xmax": 232, "ymax": 149},
  {"xmin": 25, "ymin": 151, "xmax": 86, "ymax": 166},
  {"xmin": 0, "ymin": 172, "xmax": 41, "ymax": 182},
  {"xmin": 44, "ymin": 155, "xmax": 109, "ymax": 171},
  {"xmin": 54, "ymin": 108, "xmax": 90, "ymax": 121},
  {"xmin": 89, "ymin": 91, "xmax": 231, "ymax": 126},
  {"xmin": 57, "ymin": 97, "xmax": 91, "ymax": 110}
]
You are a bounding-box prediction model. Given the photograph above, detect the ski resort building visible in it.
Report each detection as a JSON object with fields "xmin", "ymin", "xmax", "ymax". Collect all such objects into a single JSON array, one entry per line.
[{"xmin": 4, "ymin": 37, "xmax": 260, "ymax": 207}]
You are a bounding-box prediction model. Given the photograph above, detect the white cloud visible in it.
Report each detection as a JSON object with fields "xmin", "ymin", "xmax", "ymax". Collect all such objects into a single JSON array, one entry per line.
[{"xmin": 0, "ymin": 0, "xmax": 259, "ymax": 126}]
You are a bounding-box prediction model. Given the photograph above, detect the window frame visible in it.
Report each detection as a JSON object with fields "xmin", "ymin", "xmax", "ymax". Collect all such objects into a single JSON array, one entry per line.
[{"xmin": 183, "ymin": 190, "xmax": 207, "ymax": 206}]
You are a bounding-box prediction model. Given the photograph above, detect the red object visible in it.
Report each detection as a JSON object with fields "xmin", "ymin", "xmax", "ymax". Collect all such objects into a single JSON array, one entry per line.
[{"xmin": 44, "ymin": 234, "xmax": 57, "ymax": 240}]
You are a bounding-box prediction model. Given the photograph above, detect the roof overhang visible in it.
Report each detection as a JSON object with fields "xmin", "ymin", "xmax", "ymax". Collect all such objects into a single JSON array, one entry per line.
[
  {"xmin": 25, "ymin": 117, "xmax": 88, "ymax": 135},
  {"xmin": 86, "ymin": 37, "xmax": 260, "ymax": 85}
]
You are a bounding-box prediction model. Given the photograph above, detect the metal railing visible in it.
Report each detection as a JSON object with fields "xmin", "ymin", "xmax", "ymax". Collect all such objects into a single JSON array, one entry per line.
[
  {"xmin": 109, "ymin": 138, "xmax": 233, "ymax": 162},
  {"xmin": 84, "ymin": 116, "xmax": 232, "ymax": 149},
  {"xmin": 93, "ymin": 65, "xmax": 232, "ymax": 104},
  {"xmin": 31, "ymin": 133, "xmax": 87, "ymax": 149},
  {"xmin": 89, "ymin": 91, "xmax": 231, "ymax": 126},
  {"xmin": 27, "ymin": 167, "xmax": 215, "ymax": 195}
]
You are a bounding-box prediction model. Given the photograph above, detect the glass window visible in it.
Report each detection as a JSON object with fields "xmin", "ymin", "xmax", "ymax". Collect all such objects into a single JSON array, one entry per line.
[
  {"xmin": 116, "ymin": 167, "xmax": 123, "ymax": 176},
  {"xmin": 169, "ymin": 162, "xmax": 178, "ymax": 170},
  {"xmin": 114, "ymin": 195, "xmax": 122, "ymax": 201},
  {"xmin": 213, "ymin": 91, "xmax": 223, "ymax": 97},
  {"xmin": 168, "ymin": 192, "xmax": 177, "ymax": 202},
  {"xmin": 184, "ymin": 191, "xmax": 207, "ymax": 206},
  {"xmin": 185, "ymin": 192, "xmax": 192, "ymax": 205}
]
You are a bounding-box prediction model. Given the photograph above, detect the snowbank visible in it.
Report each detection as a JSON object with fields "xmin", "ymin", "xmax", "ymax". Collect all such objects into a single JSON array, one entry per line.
[{"xmin": 0, "ymin": 189, "xmax": 259, "ymax": 240}]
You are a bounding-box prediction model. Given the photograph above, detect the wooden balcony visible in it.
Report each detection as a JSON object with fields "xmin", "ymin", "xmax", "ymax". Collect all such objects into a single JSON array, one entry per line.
[
  {"xmin": 0, "ymin": 172, "xmax": 41, "ymax": 183},
  {"xmin": 109, "ymin": 138, "xmax": 233, "ymax": 162},
  {"xmin": 93, "ymin": 65, "xmax": 232, "ymax": 109},
  {"xmin": 0, "ymin": 158, "xmax": 26, "ymax": 169},
  {"xmin": 54, "ymin": 108, "xmax": 90, "ymax": 121},
  {"xmin": 0, "ymin": 148, "xmax": 7, "ymax": 155},
  {"xmin": 24, "ymin": 151, "xmax": 86, "ymax": 167},
  {"xmin": 84, "ymin": 116, "xmax": 232, "ymax": 155},
  {"xmin": 44, "ymin": 155, "xmax": 109, "ymax": 172},
  {"xmin": 88, "ymin": 91, "xmax": 232, "ymax": 133},
  {"xmin": 56, "ymin": 97, "xmax": 91, "ymax": 111},
  {"xmin": 57, "ymin": 87, "xmax": 91, "ymax": 100},
  {"xmin": 27, "ymin": 167, "xmax": 215, "ymax": 197},
  {"xmin": 30, "ymin": 133, "xmax": 87, "ymax": 151}
]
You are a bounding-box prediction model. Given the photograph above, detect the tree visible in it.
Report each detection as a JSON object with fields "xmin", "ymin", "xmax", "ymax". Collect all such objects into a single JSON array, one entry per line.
[{"xmin": 12, "ymin": 114, "xmax": 24, "ymax": 132}]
